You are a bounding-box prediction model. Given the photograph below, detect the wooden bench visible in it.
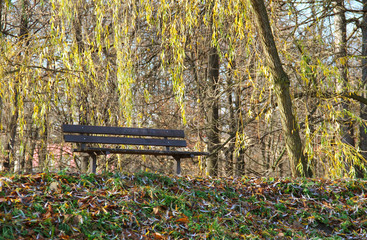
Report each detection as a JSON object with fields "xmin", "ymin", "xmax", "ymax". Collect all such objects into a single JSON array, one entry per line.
[{"xmin": 62, "ymin": 124, "xmax": 208, "ymax": 174}]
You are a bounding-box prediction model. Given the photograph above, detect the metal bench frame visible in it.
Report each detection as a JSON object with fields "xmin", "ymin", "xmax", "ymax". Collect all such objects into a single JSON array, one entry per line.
[{"xmin": 62, "ymin": 124, "xmax": 208, "ymax": 174}]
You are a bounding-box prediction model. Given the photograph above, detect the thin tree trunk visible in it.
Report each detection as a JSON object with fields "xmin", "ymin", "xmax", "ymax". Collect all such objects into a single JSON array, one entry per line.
[
  {"xmin": 0, "ymin": 0, "xmax": 3, "ymax": 34},
  {"xmin": 334, "ymin": 0, "xmax": 355, "ymax": 175},
  {"xmin": 4, "ymin": 94, "xmax": 19, "ymax": 171},
  {"xmin": 39, "ymin": 122, "xmax": 48, "ymax": 171},
  {"xmin": 334, "ymin": 0, "xmax": 353, "ymax": 143},
  {"xmin": 226, "ymin": 66, "xmax": 235, "ymax": 177},
  {"xmin": 250, "ymin": 0, "xmax": 312, "ymax": 177},
  {"xmin": 206, "ymin": 46, "xmax": 220, "ymax": 177},
  {"xmin": 26, "ymin": 128, "xmax": 37, "ymax": 173},
  {"xmin": 4, "ymin": 0, "xmax": 30, "ymax": 172},
  {"xmin": 0, "ymin": 4, "xmax": 2, "ymax": 170},
  {"xmin": 73, "ymin": 2, "xmax": 91, "ymax": 173},
  {"xmin": 206, "ymin": 1, "xmax": 220, "ymax": 177},
  {"xmin": 235, "ymin": 68, "xmax": 246, "ymax": 176},
  {"xmin": 358, "ymin": 0, "xmax": 367, "ymax": 178}
]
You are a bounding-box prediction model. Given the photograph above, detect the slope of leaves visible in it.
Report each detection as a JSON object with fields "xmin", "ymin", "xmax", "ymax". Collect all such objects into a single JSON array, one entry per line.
[{"xmin": 1, "ymin": 171, "xmax": 367, "ymax": 239}]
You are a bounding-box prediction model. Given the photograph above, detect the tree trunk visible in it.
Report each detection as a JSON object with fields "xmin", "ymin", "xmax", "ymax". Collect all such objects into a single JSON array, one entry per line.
[
  {"xmin": 0, "ymin": 0, "xmax": 2, "ymax": 169},
  {"xmin": 206, "ymin": 1, "xmax": 220, "ymax": 177},
  {"xmin": 26, "ymin": 128, "xmax": 37, "ymax": 173},
  {"xmin": 358, "ymin": 0, "xmax": 367, "ymax": 178},
  {"xmin": 206, "ymin": 46, "xmax": 220, "ymax": 177},
  {"xmin": 334, "ymin": 0, "xmax": 355, "ymax": 176},
  {"xmin": 2, "ymin": 0, "xmax": 29, "ymax": 172},
  {"xmin": 226, "ymin": 64, "xmax": 236, "ymax": 177},
  {"xmin": 39, "ymin": 122, "xmax": 48, "ymax": 171},
  {"xmin": 250, "ymin": 0, "xmax": 312, "ymax": 177},
  {"xmin": 334, "ymin": 0, "xmax": 353, "ymax": 143},
  {"xmin": 73, "ymin": 3, "xmax": 91, "ymax": 173},
  {"xmin": 0, "ymin": 0, "xmax": 3, "ymax": 34},
  {"xmin": 4, "ymin": 97, "xmax": 19, "ymax": 171}
]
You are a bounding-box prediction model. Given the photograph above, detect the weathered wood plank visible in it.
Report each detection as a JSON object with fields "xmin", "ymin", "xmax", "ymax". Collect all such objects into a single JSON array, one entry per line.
[
  {"xmin": 62, "ymin": 124, "xmax": 185, "ymax": 138},
  {"xmin": 73, "ymin": 147, "xmax": 209, "ymax": 158},
  {"xmin": 64, "ymin": 134, "xmax": 187, "ymax": 147}
]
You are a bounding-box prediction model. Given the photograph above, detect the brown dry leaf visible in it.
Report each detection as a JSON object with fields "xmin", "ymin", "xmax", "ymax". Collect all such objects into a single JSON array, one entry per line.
[
  {"xmin": 175, "ymin": 215, "xmax": 189, "ymax": 224},
  {"xmin": 59, "ymin": 234, "xmax": 71, "ymax": 240},
  {"xmin": 42, "ymin": 204, "xmax": 54, "ymax": 219},
  {"xmin": 43, "ymin": 211, "xmax": 52, "ymax": 219},
  {"xmin": 152, "ymin": 232, "xmax": 165, "ymax": 240},
  {"xmin": 47, "ymin": 204, "xmax": 53, "ymax": 213}
]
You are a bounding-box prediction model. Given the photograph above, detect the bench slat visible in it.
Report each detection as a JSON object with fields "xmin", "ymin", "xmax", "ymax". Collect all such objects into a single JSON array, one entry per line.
[
  {"xmin": 73, "ymin": 147, "xmax": 208, "ymax": 158},
  {"xmin": 62, "ymin": 124, "xmax": 185, "ymax": 138},
  {"xmin": 64, "ymin": 134, "xmax": 187, "ymax": 147}
]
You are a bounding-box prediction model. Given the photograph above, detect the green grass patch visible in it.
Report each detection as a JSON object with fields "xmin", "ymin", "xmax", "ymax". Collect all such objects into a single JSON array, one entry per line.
[{"xmin": 1, "ymin": 172, "xmax": 367, "ymax": 239}]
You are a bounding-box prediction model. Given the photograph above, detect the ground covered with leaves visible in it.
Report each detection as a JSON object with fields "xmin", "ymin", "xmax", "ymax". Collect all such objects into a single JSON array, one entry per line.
[{"xmin": 1, "ymin": 172, "xmax": 367, "ymax": 239}]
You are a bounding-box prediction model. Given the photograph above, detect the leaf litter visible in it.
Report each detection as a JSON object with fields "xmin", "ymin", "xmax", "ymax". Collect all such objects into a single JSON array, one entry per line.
[{"xmin": 0, "ymin": 171, "xmax": 367, "ymax": 239}]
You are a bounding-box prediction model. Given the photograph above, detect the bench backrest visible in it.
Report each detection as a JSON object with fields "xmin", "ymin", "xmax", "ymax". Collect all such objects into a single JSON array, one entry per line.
[{"xmin": 62, "ymin": 124, "xmax": 187, "ymax": 147}]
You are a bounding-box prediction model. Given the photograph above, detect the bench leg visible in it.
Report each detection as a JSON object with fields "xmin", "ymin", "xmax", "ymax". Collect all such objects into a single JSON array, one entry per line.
[
  {"xmin": 89, "ymin": 153, "xmax": 97, "ymax": 174},
  {"xmin": 174, "ymin": 157, "xmax": 181, "ymax": 175}
]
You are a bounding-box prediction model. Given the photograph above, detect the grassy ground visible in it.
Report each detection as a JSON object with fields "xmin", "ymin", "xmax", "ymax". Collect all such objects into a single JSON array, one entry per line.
[{"xmin": 1, "ymin": 171, "xmax": 367, "ymax": 239}]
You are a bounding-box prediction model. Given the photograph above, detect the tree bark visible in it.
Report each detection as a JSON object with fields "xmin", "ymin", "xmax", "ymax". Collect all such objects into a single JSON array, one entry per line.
[
  {"xmin": 225, "ymin": 61, "xmax": 238, "ymax": 177},
  {"xmin": 334, "ymin": 0, "xmax": 357, "ymax": 177},
  {"xmin": 26, "ymin": 128, "xmax": 37, "ymax": 173},
  {"xmin": 73, "ymin": 2, "xmax": 91, "ymax": 173},
  {"xmin": 205, "ymin": 1, "xmax": 220, "ymax": 177},
  {"xmin": 250, "ymin": 0, "xmax": 311, "ymax": 177},
  {"xmin": 206, "ymin": 46, "xmax": 220, "ymax": 177},
  {"xmin": 3, "ymin": 93, "xmax": 19, "ymax": 171},
  {"xmin": 2, "ymin": 0, "xmax": 29, "ymax": 172},
  {"xmin": 334, "ymin": 0, "xmax": 354, "ymax": 145},
  {"xmin": 359, "ymin": 0, "xmax": 367, "ymax": 178},
  {"xmin": 0, "ymin": 0, "xmax": 3, "ymax": 170}
]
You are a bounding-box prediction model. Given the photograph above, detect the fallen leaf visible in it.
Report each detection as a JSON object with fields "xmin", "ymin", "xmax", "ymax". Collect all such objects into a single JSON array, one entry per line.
[
  {"xmin": 153, "ymin": 206, "xmax": 160, "ymax": 215},
  {"xmin": 152, "ymin": 232, "xmax": 164, "ymax": 240},
  {"xmin": 49, "ymin": 181, "xmax": 61, "ymax": 193},
  {"xmin": 176, "ymin": 215, "xmax": 189, "ymax": 224}
]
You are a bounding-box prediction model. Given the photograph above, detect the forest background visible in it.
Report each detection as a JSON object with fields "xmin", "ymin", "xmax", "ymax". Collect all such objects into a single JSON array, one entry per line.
[{"xmin": 1, "ymin": 0, "xmax": 367, "ymax": 179}]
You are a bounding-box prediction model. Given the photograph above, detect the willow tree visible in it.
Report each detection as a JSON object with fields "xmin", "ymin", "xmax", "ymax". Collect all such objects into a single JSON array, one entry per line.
[
  {"xmin": 0, "ymin": 0, "xmax": 366, "ymax": 176},
  {"xmin": 46, "ymin": 0, "xmax": 311, "ymax": 176},
  {"xmin": 49, "ymin": 0, "xmax": 132, "ymax": 172},
  {"xmin": 1, "ymin": 0, "xmax": 29, "ymax": 171},
  {"xmin": 262, "ymin": 0, "xmax": 367, "ymax": 178},
  {"xmin": 249, "ymin": 0, "xmax": 311, "ymax": 177},
  {"xmin": 4, "ymin": 0, "xmax": 363, "ymax": 177},
  {"xmin": 333, "ymin": 0, "xmax": 358, "ymax": 177},
  {"xmin": 0, "ymin": 0, "xmax": 57, "ymax": 172}
]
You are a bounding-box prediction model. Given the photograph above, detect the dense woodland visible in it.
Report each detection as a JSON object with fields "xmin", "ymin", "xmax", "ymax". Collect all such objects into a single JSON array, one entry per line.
[{"xmin": 1, "ymin": 0, "xmax": 367, "ymax": 178}]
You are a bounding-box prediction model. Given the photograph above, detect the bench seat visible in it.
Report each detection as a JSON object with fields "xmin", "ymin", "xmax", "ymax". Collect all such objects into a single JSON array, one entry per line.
[{"xmin": 62, "ymin": 124, "xmax": 208, "ymax": 174}]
